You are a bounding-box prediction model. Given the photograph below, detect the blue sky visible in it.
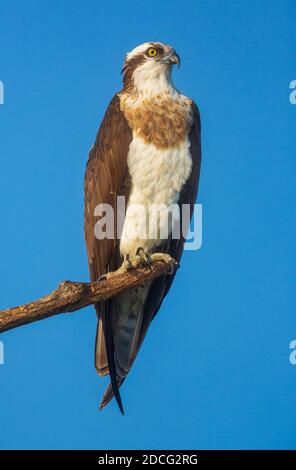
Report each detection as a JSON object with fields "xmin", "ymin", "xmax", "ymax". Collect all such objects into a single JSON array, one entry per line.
[{"xmin": 0, "ymin": 0, "xmax": 295, "ymax": 450}]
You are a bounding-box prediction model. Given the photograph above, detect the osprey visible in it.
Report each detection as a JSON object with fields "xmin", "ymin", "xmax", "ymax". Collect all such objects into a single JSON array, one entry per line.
[{"xmin": 84, "ymin": 42, "xmax": 201, "ymax": 414}]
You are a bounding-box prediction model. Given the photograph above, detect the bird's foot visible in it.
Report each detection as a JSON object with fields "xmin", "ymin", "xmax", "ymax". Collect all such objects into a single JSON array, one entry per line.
[
  {"xmin": 98, "ymin": 255, "xmax": 132, "ymax": 281},
  {"xmin": 150, "ymin": 253, "xmax": 178, "ymax": 274},
  {"xmin": 98, "ymin": 251, "xmax": 177, "ymax": 281}
]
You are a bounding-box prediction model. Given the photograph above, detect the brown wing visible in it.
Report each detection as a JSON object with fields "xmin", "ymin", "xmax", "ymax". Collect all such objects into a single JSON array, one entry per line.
[
  {"xmin": 84, "ymin": 94, "xmax": 133, "ymax": 405},
  {"xmin": 100, "ymin": 100, "xmax": 201, "ymax": 409},
  {"xmin": 84, "ymin": 93, "xmax": 132, "ymax": 280}
]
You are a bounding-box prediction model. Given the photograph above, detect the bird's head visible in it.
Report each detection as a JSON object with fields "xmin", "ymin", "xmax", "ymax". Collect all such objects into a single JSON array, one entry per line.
[{"xmin": 121, "ymin": 42, "xmax": 180, "ymax": 95}]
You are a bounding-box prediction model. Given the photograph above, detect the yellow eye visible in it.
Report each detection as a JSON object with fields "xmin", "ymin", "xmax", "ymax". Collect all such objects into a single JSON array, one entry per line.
[{"xmin": 147, "ymin": 47, "xmax": 157, "ymax": 57}]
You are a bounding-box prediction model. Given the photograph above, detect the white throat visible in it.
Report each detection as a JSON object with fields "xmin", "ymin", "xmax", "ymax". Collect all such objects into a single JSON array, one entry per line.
[{"xmin": 132, "ymin": 62, "xmax": 176, "ymax": 97}]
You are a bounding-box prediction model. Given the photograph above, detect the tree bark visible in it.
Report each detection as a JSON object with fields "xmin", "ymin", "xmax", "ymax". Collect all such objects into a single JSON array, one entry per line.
[{"xmin": 0, "ymin": 257, "xmax": 177, "ymax": 333}]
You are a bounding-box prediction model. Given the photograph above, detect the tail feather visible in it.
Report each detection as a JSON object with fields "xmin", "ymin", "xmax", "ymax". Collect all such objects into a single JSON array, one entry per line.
[
  {"xmin": 95, "ymin": 314, "xmax": 109, "ymax": 376},
  {"xmin": 102, "ymin": 305, "xmax": 125, "ymax": 415},
  {"xmin": 98, "ymin": 286, "xmax": 150, "ymax": 414},
  {"xmin": 99, "ymin": 379, "xmax": 125, "ymax": 410}
]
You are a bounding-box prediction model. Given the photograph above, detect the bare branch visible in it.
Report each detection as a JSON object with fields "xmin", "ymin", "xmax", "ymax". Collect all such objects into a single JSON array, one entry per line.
[{"xmin": 0, "ymin": 256, "xmax": 177, "ymax": 333}]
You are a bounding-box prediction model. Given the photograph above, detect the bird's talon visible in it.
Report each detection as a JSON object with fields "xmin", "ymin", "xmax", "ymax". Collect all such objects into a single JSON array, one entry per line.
[
  {"xmin": 146, "ymin": 253, "xmax": 153, "ymax": 266},
  {"xmin": 167, "ymin": 261, "xmax": 176, "ymax": 275},
  {"xmin": 124, "ymin": 254, "xmax": 133, "ymax": 271},
  {"xmin": 133, "ymin": 254, "xmax": 141, "ymax": 268},
  {"xmin": 136, "ymin": 247, "xmax": 152, "ymax": 267}
]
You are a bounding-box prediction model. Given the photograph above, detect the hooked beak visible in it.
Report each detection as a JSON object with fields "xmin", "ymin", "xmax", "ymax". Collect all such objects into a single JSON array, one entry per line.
[
  {"xmin": 169, "ymin": 51, "xmax": 181, "ymax": 68},
  {"xmin": 161, "ymin": 49, "xmax": 181, "ymax": 68}
]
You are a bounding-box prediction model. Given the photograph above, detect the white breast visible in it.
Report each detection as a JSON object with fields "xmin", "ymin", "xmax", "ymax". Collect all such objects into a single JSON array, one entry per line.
[{"xmin": 120, "ymin": 135, "xmax": 192, "ymax": 258}]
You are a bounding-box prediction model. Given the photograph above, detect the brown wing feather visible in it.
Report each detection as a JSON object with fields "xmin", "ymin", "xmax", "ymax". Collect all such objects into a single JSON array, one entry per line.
[
  {"xmin": 84, "ymin": 94, "xmax": 133, "ymax": 376},
  {"xmin": 100, "ymin": 100, "xmax": 201, "ymax": 409}
]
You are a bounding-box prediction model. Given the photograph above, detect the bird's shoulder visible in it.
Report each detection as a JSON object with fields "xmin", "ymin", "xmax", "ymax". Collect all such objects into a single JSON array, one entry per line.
[{"xmin": 86, "ymin": 93, "xmax": 132, "ymax": 169}]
